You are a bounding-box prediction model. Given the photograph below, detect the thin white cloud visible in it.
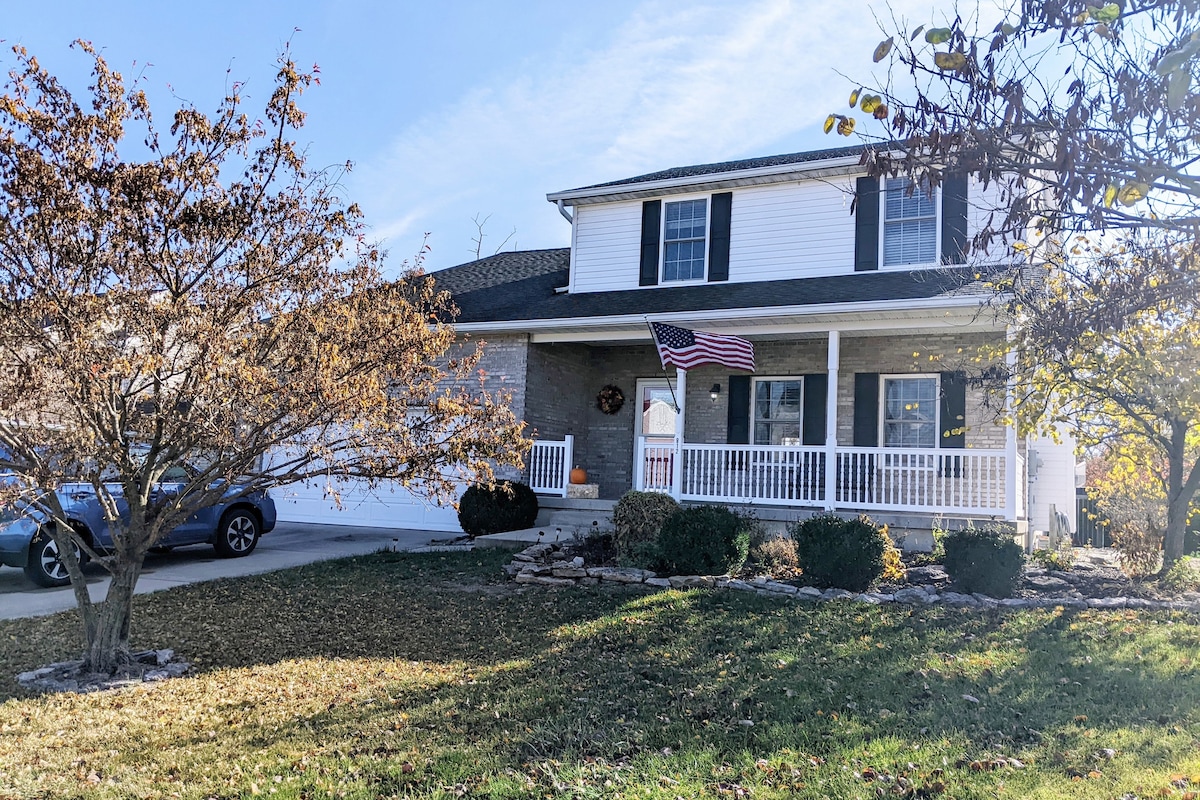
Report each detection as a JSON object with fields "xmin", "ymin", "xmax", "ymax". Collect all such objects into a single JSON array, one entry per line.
[{"xmin": 354, "ymin": 0, "xmax": 933, "ymax": 272}]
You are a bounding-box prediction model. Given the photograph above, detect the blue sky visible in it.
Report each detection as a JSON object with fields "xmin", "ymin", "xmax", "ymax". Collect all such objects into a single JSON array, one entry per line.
[{"xmin": 5, "ymin": 0, "xmax": 930, "ymax": 274}]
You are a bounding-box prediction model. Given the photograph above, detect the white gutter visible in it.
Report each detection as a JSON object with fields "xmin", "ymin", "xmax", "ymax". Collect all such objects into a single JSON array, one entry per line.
[
  {"xmin": 452, "ymin": 294, "xmax": 990, "ymax": 334},
  {"xmin": 556, "ymin": 200, "xmax": 573, "ymax": 223},
  {"xmin": 546, "ymin": 154, "xmax": 865, "ymax": 204}
]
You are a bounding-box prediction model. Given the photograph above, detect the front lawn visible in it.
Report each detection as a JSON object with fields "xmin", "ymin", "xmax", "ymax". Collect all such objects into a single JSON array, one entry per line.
[{"xmin": 1, "ymin": 550, "xmax": 1199, "ymax": 799}]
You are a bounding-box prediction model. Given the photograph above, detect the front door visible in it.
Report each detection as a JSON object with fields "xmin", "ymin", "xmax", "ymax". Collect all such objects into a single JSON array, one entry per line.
[{"xmin": 634, "ymin": 378, "xmax": 678, "ymax": 492}]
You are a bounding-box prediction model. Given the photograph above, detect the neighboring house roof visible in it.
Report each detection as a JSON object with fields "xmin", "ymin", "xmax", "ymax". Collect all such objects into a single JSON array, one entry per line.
[
  {"xmin": 431, "ymin": 248, "xmax": 991, "ymax": 326},
  {"xmin": 573, "ymin": 144, "xmax": 869, "ymax": 192}
]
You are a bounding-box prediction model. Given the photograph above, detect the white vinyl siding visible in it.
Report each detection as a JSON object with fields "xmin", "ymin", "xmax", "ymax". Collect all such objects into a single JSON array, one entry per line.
[
  {"xmin": 569, "ymin": 179, "xmax": 860, "ymax": 293},
  {"xmin": 570, "ymin": 201, "xmax": 644, "ymax": 293},
  {"xmin": 727, "ymin": 180, "xmax": 856, "ymax": 281}
]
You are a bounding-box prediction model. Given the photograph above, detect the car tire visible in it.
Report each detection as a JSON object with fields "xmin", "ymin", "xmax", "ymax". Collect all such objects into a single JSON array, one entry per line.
[
  {"xmin": 213, "ymin": 509, "xmax": 260, "ymax": 558},
  {"xmin": 24, "ymin": 530, "xmax": 82, "ymax": 588}
]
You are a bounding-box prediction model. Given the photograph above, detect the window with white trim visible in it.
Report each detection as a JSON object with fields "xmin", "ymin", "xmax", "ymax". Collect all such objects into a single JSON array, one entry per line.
[
  {"xmin": 662, "ymin": 198, "xmax": 707, "ymax": 281},
  {"xmin": 753, "ymin": 379, "xmax": 802, "ymax": 445},
  {"xmin": 882, "ymin": 178, "xmax": 938, "ymax": 266},
  {"xmin": 882, "ymin": 375, "xmax": 938, "ymax": 447}
]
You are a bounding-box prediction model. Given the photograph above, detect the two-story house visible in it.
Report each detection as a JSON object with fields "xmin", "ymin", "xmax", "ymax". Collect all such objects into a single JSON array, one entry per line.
[{"xmin": 274, "ymin": 144, "xmax": 1076, "ymax": 543}]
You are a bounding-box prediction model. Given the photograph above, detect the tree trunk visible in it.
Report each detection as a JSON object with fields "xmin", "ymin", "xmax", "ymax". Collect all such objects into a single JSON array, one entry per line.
[
  {"xmin": 1162, "ymin": 421, "xmax": 1192, "ymax": 570},
  {"xmin": 82, "ymin": 561, "xmax": 140, "ymax": 674}
]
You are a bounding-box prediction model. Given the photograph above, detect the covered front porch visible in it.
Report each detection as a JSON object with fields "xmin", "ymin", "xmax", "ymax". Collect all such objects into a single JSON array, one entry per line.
[{"xmin": 522, "ymin": 324, "xmax": 1023, "ymax": 523}]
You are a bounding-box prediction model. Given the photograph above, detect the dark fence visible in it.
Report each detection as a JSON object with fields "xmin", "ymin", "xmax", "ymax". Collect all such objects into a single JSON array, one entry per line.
[{"xmin": 1074, "ymin": 489, "xmax": 1110, "ymax": 548}]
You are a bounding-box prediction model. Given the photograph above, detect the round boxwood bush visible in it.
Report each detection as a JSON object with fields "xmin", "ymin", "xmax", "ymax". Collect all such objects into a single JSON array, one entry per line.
[
  {"xmin": 791, "ymin": 513, "xmax": 890, "ymax": 591},
  {"xmin": 457, "ymin": 480, "xmax": 539, "ymax": 538},
  {"xmin": 655, "ymin": 505, "xmax": 750, "ymax": 576},
  {"xmin": 612, "ymin": 490, "xmax": 680, "ymax": 558},
  {"xmin": 942, "ymin": 526, "xmax": 1024, "ymax": 597}
]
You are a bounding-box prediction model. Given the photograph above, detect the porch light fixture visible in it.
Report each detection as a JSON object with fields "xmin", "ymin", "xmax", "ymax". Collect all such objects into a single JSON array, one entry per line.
[{"xmin": 710, "ymin": 383, "xmax": 721, "ymax": 402}]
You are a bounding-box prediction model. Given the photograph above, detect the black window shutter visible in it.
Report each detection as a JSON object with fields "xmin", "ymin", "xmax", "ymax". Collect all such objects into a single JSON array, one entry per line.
[
  {"xmin": 639, "ymin": 200, "xmax": 661, "ymax": 286},
  {"xmin": 707, "ymin": 192, "xmax": 732, "ymax": 282},
  {"xmin": 802, "ymin": 373, "xmax": 827, "ymax": 446},
  {"xmin": 727, "ymin": 375, "xmax": 750, "ymax": 444},
  {"xmin": 939, "ymin": 371, "xmax": 967, "ymax": 448},
  {"xmin": 854, "ymin": 177, "xmax": 880, "ymax": 272},
  {"xmin": 941, "ymin": 172, "xmax": 968, "ymax": 264},
  {"xmin": 853, "ymin": 373, "xmax": 880, "ymax": 446}
]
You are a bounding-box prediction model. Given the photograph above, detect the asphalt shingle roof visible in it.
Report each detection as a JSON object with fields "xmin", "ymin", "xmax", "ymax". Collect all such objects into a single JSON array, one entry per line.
[
  {"xmin": 568, "ymin": 144, "xmax": 869, "ymax": 192},
  {"xmin": 430, "ymin": 248, "xmax": 988, "ymax": 326}
]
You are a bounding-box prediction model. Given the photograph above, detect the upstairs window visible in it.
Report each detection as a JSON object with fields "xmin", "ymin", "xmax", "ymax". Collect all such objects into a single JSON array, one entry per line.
[
  {"xmin": 882, "ymin": 178, "xmax": 938, "ymax": 266},
  {"xmin": 882, "ymin": 375, "xmax": 938, "ymax": 447},
  {"xmin": 662, "ymin": 198, "xmax": 707, "ymax": 281}
]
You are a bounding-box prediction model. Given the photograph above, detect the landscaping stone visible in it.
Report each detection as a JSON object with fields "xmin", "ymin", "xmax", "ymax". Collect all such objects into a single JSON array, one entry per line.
[
  {"xmin": 822, "ymin": 588, "xmax": 856, "ymax": 601},
  {"xmin": 1087, "ymin": 597, "xmax": 1128, "ymax": 609},
  {"xmin": 906, "ymin": 565, "xmax": 949, "ymax": 584},
  {"xmin": 894, "ymin": 587, "xmax": 935, "ymax": 604},
  {"xmin": 856, "ymin": 592, "xmax": 893, "ymax": 604},
  {"xmin": 795, "ymin": 586, "xmax": 823, "ymax": 600},
  {"xmin": 588, "ymin": 567, "xmax": 653, "ymax": 583},
  {"xmin": 1026, "ymin": 575, "xmax": 1072, "ymax": 592},
  {"xmin": 552, "ymin": 568, "xmax": 588, "ymax": 578},
  {"xmin": 999, "ymin": 598, "xmax": 1031, "ymax": 608},
  {"xmin": 762, "ymin": 581, "xmax": 798, "ymax": 595},
  {"xmin": 18, "ymin": 653, "xmax": 192, "ymax": 695},
  {"xmin": 645, "ymin": 577, "xmax": 672, "ymax": 588},
  {"xmin": 669, "ymin": 575, "xmax": 715, "ymax": 589},
  {"xmin": 941, "ymin": 592, "xmax": 979, "ymax": 607}
]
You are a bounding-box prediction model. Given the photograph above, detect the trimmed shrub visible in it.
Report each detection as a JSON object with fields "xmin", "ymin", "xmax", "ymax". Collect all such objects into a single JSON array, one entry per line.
[
  {"xmin": 791, "ymin": 513, "xmax": 892, "ymax": 591},
  {"xmin": 612, "ymin": 491, "xmax": 679, "ymax": 558},
  {"xmin": 457, "ymin": 480, "xmax": 539, "ymax": 538},
  {"xmin": 655, "ymin": 505, "xmax": 750, "ymax": 576},
  {"xmin": 943, "ymin": 526, "xmax": 1024, "ymax": 597}
]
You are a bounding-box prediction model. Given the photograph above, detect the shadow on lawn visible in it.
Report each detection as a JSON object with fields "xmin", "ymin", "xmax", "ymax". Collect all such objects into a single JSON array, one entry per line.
[{"xmin": 4, "ymin": 550, "xmax": 1199, "ymax": 796}]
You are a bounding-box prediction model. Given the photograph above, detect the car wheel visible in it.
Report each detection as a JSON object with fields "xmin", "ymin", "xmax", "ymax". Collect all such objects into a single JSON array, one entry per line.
[
  {"xmin": 24, "ymin": 530, "xmax": 81, "ymax": 588},
  {"xmin": 214, "ymin": 509, "xmax": 260, "ymax": 558}
]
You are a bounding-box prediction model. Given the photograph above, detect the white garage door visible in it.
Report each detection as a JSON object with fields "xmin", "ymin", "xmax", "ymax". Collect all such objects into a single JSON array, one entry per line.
[{"xmin": 272, "ymin": 477, "xmax": 464, "ymax": 532}]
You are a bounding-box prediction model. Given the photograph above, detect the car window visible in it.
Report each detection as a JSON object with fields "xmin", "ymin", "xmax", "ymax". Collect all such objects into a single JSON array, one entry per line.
[{"xmin": 161, "ymin": 465, "xmax": 191, "ymax": 482}]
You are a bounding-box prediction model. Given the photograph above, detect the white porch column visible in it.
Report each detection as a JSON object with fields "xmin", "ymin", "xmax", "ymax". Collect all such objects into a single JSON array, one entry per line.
[
  {"xmin": 1004, "ymin": 327, "xmax": 1019, "ymax": 522},
  {"xmin": 672, "ymin": 367, "xmax": 687, "ymax": 500},
  {"xmin": 824, "ymin": 331, "xmax": 840, "ymax": 511}
]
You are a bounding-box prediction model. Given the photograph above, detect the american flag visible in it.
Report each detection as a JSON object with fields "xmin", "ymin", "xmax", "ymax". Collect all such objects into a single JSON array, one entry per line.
[{"xmin": 650, "ymin": 322, "xmax": 755, "ymax": 372}]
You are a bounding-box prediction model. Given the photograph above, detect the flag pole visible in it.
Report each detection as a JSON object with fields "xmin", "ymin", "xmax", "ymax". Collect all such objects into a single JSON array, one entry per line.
[{"xmin": 645, "ymin": 317, "xmax": 681, "ymax": 412}]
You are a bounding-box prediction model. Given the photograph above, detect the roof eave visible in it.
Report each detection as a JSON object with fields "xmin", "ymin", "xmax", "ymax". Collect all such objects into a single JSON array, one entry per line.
[
  {"xmin": 451, "ymin": 294, "xmax": 994, "ymax": 334},
  {"xmin": 545, "ymin": 154, "xmax": 867, "ymax": 206}
]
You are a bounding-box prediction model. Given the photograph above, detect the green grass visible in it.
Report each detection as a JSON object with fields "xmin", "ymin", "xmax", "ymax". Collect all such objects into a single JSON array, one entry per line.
[{"xmin": 2, "ymin": 549, "xmax": 1200, "ymax": 798}]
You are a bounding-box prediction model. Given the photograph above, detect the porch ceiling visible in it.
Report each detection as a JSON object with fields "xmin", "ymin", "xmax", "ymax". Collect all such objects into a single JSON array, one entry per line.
[{"xmin": 523, "ymin": 304, "xmax": 1000, "ymax": 344}]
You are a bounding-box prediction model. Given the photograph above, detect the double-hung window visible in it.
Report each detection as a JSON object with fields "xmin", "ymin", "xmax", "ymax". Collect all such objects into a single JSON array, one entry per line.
[
  {"xmin": 753, "ymin": 379, "xmax": 803, "ymax": 445},
  {"xmin": 882, "ymin": 178, "xmax": 938, "ymax": 267},
  {"xmin": 882, "ymin": 375, "xmax": 938, "ymax": 447},
  {"xmin": 663, "ymin": 198, "xmax": 707, "ymax": 281}
]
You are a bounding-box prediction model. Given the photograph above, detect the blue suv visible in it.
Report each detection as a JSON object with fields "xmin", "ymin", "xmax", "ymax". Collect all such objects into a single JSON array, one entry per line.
[{"xmin": 0, "ymin": 472, "xmax": 277, "ymax": 587}]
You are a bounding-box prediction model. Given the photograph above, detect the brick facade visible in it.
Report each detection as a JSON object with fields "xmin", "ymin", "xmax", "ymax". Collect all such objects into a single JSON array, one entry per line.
[{"xmin": 464, "ymin": 331, "xmax": 1011, "ymax": 499}]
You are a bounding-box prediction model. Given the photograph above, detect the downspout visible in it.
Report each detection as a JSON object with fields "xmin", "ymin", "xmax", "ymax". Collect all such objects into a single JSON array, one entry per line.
[{"xmin": 556, "ymin": 200, "xmax": 573, "ymax": 223}]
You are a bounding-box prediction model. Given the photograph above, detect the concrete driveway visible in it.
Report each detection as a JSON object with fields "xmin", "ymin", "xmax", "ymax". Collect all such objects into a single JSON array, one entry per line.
[{"xmin": 0, "ymin": 522, "xmax": 459, "ymax": 620}]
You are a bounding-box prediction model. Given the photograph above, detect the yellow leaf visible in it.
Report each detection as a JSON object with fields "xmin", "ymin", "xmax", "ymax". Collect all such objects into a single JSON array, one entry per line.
[
  {"xmin": 873, "ymin": 37, "xmax": 894, "ymax": 62},
  {"xmin": 849, "ymin": 88, "xmax": 861, "ymax": 108},
  {"xmin": 824, "ymin": 114, "xmax": 836, "ymax": 134},
  {"xmin": 925, "ymin": 27, "xmax": 952, "ymax": 44},
  {"xmin": 837, "ymin": 116, "xmax": 856, "ymax": 136},
  {"xmin": 1117, "ymin": 181, "xmax": 1150, "ymax": 206},
  {"xmin": 861, "ymin": 95, "xmax": 879, "ymax": 113},
  {"xmin": 934, "ymin": 51, "xmax": 967, "ymax": 71},
  {"xmin": 1103, "ymin": 184, "xmax": 1117, "ymax": 208}
]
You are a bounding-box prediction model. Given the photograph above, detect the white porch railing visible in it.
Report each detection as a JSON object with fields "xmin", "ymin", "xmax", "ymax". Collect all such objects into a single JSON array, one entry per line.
[
  {"xmin": 636, "ymin": 439, "xmax": 1011, "ymax": 516},
  {"xmin": 528, "ymin": 435, "xmax": 573, "ymax": 497},
  {"xmin": 680, "ymin": 444, "xmax": 826, "ymax": 506},
  {"xmin": 834, "ymin": 446, "xmax": 1009, "ymax": 515}
]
